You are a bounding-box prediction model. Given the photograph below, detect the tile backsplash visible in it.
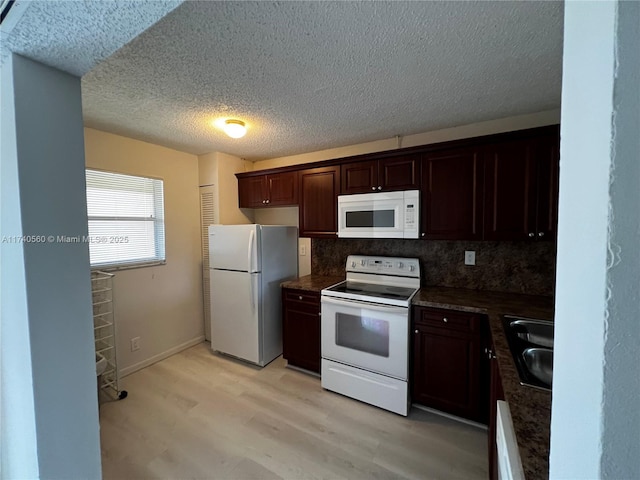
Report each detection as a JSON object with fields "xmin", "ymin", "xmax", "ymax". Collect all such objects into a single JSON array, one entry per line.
[{"xmin": 311, "ymin": 238, "xmax": 556, "ymax": 296}]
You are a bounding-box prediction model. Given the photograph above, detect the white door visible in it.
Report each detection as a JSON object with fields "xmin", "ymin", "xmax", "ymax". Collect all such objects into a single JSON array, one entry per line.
[
  {"xmin": 209, "ymin": 224, "xmax": 260, "ymax": 272},
  {"xmin": 210, "ymin": 269, "xmax": 261, "ymax": 364},
  {"xmin": 321, "ymin": 296, "xmax": 409, "ymax": 380}
]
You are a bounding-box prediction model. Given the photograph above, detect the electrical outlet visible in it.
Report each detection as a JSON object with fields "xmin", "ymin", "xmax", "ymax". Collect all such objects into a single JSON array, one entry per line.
[
  {"xmin": 464, "ymin": 251, "xmax": 476, "ymax": 266},
  {"xmin": 299, "ymin": 244, "xmax": 307, "ymax": 256},
  {"xmin": 130, "ymin": 337, "xmax": 140, "ymax": 352}
]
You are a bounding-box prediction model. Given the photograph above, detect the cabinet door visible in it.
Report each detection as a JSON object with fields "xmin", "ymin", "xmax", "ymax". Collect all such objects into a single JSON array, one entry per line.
[
  {"xmin": 282, "ymin": 289, "xmax": 321, "ymax": 373},
  {"xmin": 378, "ymin": 155, "xmax": 420, "ymax": 191},
  {"xmin": 532, "ymin": 133, "xmax": 560, "ymax": 241},
  {"xmin": 421, "ymin": 148, "xmax": 483, "ymax": 240},
  {"xmin": 299, "ymin": 166, "xmax": 340, "ymax": 238},
  {"xmin": 238, "ymin": 176, "xmax": 267, "ymax": 208},
  {"xmin": 341, "ymin": 160, "xmax": 377, "ymax": 194},
  {"xmin": 488, "ymin": 345, "xmax": 505, "ymax": 480},
  {"xmin": 412, "ymin": 323, "xmax": 483, "ymax": 421},
  {"xmin": 483, "ymin": 140, "xmax": 537, "ymax": 240},
  {"xmin": 267, "ymin": 171, "xmax": 298, "ymax": 206}
]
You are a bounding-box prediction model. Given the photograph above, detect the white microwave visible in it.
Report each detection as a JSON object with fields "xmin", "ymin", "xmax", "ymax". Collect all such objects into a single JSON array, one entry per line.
[{"xmin": 337, "ymin": 190, "xmax": 419, "ymax": 239}]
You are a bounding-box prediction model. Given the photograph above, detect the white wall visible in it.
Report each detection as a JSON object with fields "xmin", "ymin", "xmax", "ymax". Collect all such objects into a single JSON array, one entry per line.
[
  {"xmin": 85, "ymin": 128, "xmax": 205, "ymax": 376},
  {"xmin": 1, "ymin": 52, "xmax": 40, "ymax": 480},
  {"xmin": 550, "ymin": 1, "xmax": 639, "ymax": 478},
  {"xmin": 598, "ymin": 0, "xmax": 639, "ymax": 476},
  {"xmin": 254, "ymin": 110, "xmax": 560, "ymax": 170},
  {"xmin": 1, "ymin": 54, "xmax": 101, "ymax": 479}
]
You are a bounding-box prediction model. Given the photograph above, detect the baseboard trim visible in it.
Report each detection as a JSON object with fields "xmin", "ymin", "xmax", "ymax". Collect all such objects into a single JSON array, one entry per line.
[
  {"xmin": 412, "ymin": 403, "xmax": 488, "ymax": 430},
  {"xmin": 285, "ymin": 362, "xmax": 321, "ymax": 378},
  {"xmin": 119, "ymin": 336, "xmax": 205, "ymax": 378}
]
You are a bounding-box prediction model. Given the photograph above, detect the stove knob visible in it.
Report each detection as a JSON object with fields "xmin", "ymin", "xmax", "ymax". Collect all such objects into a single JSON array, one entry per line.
[
  {"xmin": 361, "ymin": 259, "xmax": 366, "ymax": 266},
  {"xmin": 409, "ymin": 265, "xmax": 415, "ymax": 272},
  {"xmin": 397, "ymin": 262, "xmax": 404, "ymax": 269},
  {"xmin": 351, "ymin": 261, "xmax": 356, "ymax": 268}
]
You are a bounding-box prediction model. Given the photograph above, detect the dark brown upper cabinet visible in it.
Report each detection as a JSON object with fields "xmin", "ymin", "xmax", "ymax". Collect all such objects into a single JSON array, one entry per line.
[
  {"xmin": 483, "ymin": 133, "xmax": 559, "ymax": 241},
  {"xmin": 421, "ymin": 147, "xmax": 483, "ymax": 240},
  {"xmin": 298, "ymin": 165, "xmax": 340, "ymax": 238},
  {"xmin": 238, "ymin": 171, "xmax": 298, "ymax": 208},
  {"xmin": 341, "ymin": 154, "xmax": 420, "ymax": 194}
]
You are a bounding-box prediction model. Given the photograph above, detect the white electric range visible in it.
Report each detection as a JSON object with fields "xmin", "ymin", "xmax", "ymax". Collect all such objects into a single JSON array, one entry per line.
[{"xmin": 320, "ymin": 255, "xmax": 420, "ymax": 416}]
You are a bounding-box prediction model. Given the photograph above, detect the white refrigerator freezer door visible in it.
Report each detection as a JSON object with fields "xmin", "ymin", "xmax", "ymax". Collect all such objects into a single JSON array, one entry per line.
[
  {"xmin": 209, "ymin": 224, "xmax": 260, "ymax": 272},
  {"xmin": 210, "ymin": 269, "xmax": 261, "ymax": 364}
]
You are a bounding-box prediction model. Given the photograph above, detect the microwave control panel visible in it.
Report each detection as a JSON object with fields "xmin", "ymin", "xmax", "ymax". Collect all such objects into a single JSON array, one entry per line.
[{"xmin": 403, "ymin": 190, "xmax": 419, "ymax": 238}]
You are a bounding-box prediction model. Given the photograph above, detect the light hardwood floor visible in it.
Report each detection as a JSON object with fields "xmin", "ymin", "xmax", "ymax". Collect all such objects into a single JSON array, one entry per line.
[{"xmin": 100, "ymin": 342, "xmax": 487, "ymax": 479}]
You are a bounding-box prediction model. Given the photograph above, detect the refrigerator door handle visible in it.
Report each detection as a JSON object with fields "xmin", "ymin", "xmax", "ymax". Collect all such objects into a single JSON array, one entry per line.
[
  {"xmin": 247, "ymin": 229, "xmax": 255, "ymax": 273},
  {"xmin": 250, "ymin": 274, "xmax": 255, "ymax": 312}
]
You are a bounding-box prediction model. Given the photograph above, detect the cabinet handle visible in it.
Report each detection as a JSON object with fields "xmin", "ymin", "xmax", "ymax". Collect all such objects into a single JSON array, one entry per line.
[
  {"xmin": 298, "ymin": 296, "xmax": 303, "ymax": 300},
  {"xmin": 443, "ymin": 317, "xmax": 448, "ymax": 323},
  {"xmin": 262, "ymin": 200, "xmax": 266, "ymax": 204},
  {"xmin": 538, "ymin": 231, "xmax": 545, "ymax": 237},
  {"xmin": 371, "ymin": 186, "xmax": 376, "ymax": 191},
  {"xmin": 377, "ymin": 186, "xmax": 382, "ymax": 190},
  {"xmin": 528, "ymin": 232, "xmax": 535, "ymax": 238},
  {"xmin": 265, "ymin": 199, "xmax": 270, "ymax": 204},
  {"xmin": 414, "ymin": 329, "xmax": 418, "ymax": 334},
  {"xmin": 421, "ymin": 233, "xmax": 425, "ymax": 237}
]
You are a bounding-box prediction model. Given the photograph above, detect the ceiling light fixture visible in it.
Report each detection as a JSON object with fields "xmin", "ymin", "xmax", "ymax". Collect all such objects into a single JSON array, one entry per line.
[{"xmin": 223, "ymin": 119, "xmax": 247, "ymax": 139}]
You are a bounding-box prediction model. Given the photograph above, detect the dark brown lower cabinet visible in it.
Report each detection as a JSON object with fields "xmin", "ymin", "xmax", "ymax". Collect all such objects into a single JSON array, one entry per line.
[
  {"xmin": 488, "ymin": 343, "xmax": 505, "ymax": 480},
  {"xmin": 282, "ymin": 288, "xmax": 321, "ymax": 373},
  {"xmin": 411, "ymin": 306, "xmax": 489, "ymax": 423}
]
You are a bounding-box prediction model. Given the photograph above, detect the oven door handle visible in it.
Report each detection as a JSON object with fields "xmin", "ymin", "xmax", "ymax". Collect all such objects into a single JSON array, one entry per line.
[{"xmin": 321, "ymin": 296, "xmax": 408, "ymax": 314}]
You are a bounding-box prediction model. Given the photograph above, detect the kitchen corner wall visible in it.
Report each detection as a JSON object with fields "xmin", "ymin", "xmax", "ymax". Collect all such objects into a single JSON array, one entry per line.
[
  {"xmin": 84, "ymin": 128, "xmax": 205, "ymax": 375},
  {"xmin": 312, "ymin": 239, "xmax": 556, "ymax": 296},
  {"xmin": 198, "ymin": 151, "xmax": 254, "ymax": 225},
  {"xmin": 253, "ymin": 207, "xmax": 311, "ymax": 277}
]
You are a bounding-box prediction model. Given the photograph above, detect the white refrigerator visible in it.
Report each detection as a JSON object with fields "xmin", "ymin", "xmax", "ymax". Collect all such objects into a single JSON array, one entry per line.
[{"xmin": 208, "ymin": 224, "xmax": 298, "ymax": 366}]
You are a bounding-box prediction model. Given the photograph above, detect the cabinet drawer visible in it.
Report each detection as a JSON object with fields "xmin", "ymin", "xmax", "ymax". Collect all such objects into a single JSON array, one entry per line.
[
  {"xmin": 284, "ymin": 289, "xmax": 320, "ymax": 306},
  {"xmin": 414, "ymin": 306, "xmax": 481, "ymax": 333}
]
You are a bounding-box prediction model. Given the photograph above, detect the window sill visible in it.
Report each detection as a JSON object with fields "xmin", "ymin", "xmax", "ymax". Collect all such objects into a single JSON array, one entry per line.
[{"xmin": 91, "ymin": 260, "xmax": 166, "ymax": 272}]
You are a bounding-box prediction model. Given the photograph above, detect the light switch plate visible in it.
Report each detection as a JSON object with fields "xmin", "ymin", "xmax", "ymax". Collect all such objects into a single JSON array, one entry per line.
[{"xmin": 464, "ymin": 251, "xmax": 476, "ymax": 266}]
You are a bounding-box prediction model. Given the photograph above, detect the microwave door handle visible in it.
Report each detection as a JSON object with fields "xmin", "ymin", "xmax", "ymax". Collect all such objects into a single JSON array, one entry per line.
[{"xmin": 321, "ymin": 296, "xmax": 408, "ymax": 314}]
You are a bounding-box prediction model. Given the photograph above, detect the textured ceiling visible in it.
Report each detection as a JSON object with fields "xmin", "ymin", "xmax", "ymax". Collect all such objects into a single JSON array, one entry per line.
[
  {"xmin": 0, "ymin": 0, "xmax": 183, "ymax": 76},
  {"xmin": 6, "ymin": 1, "xmax": 564, "ymax": 161}
]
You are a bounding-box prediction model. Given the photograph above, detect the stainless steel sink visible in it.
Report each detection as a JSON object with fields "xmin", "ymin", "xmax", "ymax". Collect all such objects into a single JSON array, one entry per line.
[
  {"xmin": 522, "ymin": 347, "xmax": 553, "ymax": 387},
  {"xmin": 502, "ymin": 315, "xmax": 554, "ymax": 391},
  {"xmin": 507, "ymin": 317, "xmax": 554, "ymax": 348}
]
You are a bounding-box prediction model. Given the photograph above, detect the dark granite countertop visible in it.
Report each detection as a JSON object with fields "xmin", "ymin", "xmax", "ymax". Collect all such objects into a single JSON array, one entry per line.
[
  {"xmin": 280, "ymin": 277, "xmax": 552, "ymax": 478},
  {"xmin": 281, "ymin": 274, "xmax": 344, "ymax": 293},
  {"xmin": 413, "ymin": 287, "xmax": 554, "ymax": 480}
]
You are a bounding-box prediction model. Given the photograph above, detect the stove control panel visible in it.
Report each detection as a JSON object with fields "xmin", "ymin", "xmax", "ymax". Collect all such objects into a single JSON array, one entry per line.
[{"xmin": 345, "ymin": 255, "xmax": 420, "ymax": 278}]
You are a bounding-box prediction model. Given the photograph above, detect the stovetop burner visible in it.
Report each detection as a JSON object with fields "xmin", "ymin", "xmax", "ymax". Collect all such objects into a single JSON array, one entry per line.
[
  {"xmin": 324, "ymin": 281, "xmax": 417, "ymax": 302},
  {"xmin": 321, "ymin": 255, "xmax": 421, "ymax": 307}
]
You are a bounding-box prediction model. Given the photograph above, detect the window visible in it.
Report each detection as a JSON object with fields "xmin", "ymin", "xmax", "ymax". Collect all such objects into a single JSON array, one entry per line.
[{"xmin": 86, "ymin": 169, "xmax": 165, "ymax": 268}]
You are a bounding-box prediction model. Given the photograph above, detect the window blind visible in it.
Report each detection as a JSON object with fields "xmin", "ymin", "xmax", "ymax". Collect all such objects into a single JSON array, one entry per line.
[{"xmin": 86, "ymin": 169, "xmax": 165, "ymax": 268}]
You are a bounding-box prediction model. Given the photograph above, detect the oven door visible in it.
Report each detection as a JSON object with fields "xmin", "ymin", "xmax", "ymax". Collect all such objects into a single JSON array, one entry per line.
[{"xmin": 321, "ymin": 296, "xmax": 409, "ymax": 380}]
